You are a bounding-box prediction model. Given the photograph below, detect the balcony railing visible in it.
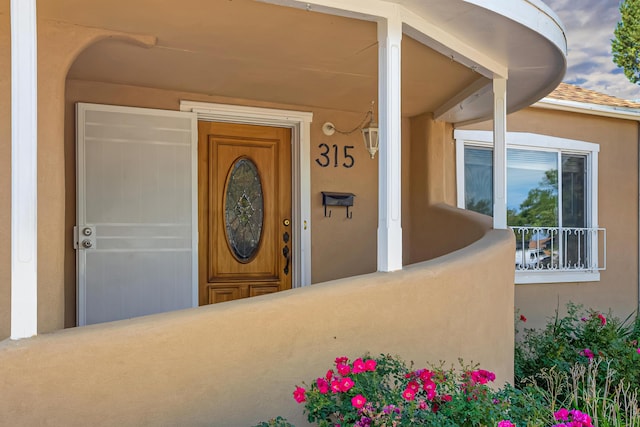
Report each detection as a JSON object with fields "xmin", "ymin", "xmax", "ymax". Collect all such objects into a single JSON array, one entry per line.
[{"xmin": 510, "ymin": 227, "xmax": 606, "ymax": 272}]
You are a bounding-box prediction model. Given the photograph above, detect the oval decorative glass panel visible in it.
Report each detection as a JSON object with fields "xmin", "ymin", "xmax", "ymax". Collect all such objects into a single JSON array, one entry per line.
[{"xmin": 224, "ymin": 158, "xmax": 264, "ymax": 262}]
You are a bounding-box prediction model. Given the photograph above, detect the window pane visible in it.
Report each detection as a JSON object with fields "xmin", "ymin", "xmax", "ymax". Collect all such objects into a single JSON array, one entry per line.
[
  {"xmin": 562, "ymin": 154, "xmax": 588, "ymax": 268},
  {"xmin": 224, "ymin": 158, "xmax": 264, "ymax": 263},
  {"xmin": 562, "ymin": 154, "xmax": 586, "ymax": 227},
  {"xmin": 464, "ymin": 147, "xmax": 493, "ymax": 215},
  {"xmin": 507, "ymin": 149, "xmax": 558, "ymax": 227}
]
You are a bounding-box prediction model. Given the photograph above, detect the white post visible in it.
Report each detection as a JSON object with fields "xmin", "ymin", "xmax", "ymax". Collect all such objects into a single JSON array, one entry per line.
[
  {"xmin": 377, "ymin": 14, "xmax": 403, "ymax": 272},
  {"xmin": 493, "ymin": 78, "xmax": 507, "ymax": 229},
  {"xmin": 10, "ymin": 0, "xmax": 38, "ymax": 339}
]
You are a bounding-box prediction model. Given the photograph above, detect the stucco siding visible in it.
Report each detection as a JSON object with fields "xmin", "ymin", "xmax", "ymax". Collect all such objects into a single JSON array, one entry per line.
[
  {"xmin": 462, "ymin": 107, "xmax": 640, "ymax": 330},
  {"xmin": 0, "ymin": 225, "xmax": 514, "ymax": 426},
  {"xmin": 1, "ymin": 16, "xmax": 436, "ymax": 338}
]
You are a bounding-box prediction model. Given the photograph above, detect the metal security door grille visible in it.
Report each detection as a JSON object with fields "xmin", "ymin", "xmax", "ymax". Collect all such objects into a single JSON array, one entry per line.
[{"xmin": 76, "ymin": 103, "xmax": 197, "ymax": 326}]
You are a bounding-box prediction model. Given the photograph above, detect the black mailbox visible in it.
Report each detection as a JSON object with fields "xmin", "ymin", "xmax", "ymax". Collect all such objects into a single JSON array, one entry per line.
[{"xmin": 321, "ymin": 191, "xmax": 355, "ymax": 218}]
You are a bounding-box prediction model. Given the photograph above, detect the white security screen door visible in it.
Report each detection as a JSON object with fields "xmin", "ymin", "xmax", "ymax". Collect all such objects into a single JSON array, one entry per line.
[{"xmin": 76, "ymin": 103, "xmax": 197, "ymax": 326}]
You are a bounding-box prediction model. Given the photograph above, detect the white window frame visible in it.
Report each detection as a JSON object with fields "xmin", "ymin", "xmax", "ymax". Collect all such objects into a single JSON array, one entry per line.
[{"xmin": 454, "ymin": 130, "xmax": 601, "ymax": 284}]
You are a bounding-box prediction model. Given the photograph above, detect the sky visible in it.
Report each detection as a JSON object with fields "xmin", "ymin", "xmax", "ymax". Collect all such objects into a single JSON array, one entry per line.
[{"xmin": 543, "ymin": 0, "xmax": 640, "ymax": 102}]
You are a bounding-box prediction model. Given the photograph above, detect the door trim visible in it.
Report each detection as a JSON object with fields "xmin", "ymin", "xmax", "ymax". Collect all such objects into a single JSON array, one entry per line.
[{"xmin": 180, "ymin": 101, "xmax": 312, "ymax": 288}]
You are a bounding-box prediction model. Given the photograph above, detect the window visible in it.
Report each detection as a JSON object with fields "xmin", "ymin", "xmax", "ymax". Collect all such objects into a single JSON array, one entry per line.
[{"xmin": 455, "ymin": 130, "xmax": 605, "ymax": 284}]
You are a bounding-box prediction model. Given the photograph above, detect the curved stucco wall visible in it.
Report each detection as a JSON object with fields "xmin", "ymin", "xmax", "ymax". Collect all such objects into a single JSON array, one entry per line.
[
  {"xmin": 413, "ymin": 203, "xmax": 493, "ymax": 262},
  {"xmin": 0, "ymin": 225, "xmax": 514, "ymax": 426}
]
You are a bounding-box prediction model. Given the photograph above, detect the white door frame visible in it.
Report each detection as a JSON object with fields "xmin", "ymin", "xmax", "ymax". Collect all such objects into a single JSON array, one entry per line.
[{"xmin": 180, "ymin": 101, "xmax": 313, "ymax": 288}]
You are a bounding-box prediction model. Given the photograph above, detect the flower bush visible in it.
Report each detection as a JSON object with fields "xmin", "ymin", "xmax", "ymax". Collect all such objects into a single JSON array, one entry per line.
[
  {"xmin": 292, "ymin": 354, "xmax": 517, "ymax": 427},
  {"xmin": 515, "ymin": 304, "xmax": 640, "ymax": 427},
  {"xmin": 515, "ymin": 303, "xmax": 640, "ymax": 392},
  {"xmin": 254, "ymin": 303, "xmax": 640, "ymax": 427},
  {"xmin": 551, "ymin": 408, "xmax": 593, "ymax": 427}
]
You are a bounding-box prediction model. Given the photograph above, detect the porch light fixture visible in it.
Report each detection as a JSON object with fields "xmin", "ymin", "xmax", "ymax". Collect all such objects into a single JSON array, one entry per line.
[{"xmin": 322, "ymin": 101, "xmax": 379, "ymax": 159}]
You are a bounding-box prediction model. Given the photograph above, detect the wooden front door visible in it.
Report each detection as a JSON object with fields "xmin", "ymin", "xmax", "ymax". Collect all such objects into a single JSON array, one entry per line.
[{"xmin": 198, "ymin": 121, "xmax": 292, "ymax": 305}]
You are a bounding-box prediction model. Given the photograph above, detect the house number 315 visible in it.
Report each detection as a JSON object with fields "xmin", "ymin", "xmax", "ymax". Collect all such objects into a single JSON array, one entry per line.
[{"xmin": 315, "ymin": 143, "xmax": 355, "ymax": 168}]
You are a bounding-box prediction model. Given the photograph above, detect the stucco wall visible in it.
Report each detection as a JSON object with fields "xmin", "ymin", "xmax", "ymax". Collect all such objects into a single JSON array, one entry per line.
[
  {"xmin": 63, "ymin": 79, "xmax": 414, "ymax": 326},
  {"xmin": 0, "ymin": 225, "xmax": 514, "ymax": 426},
  {"xmin": 0, "ymin": 14, "xmax": 420, "ymax": 336},
  {"xmin": 2, "ymin": 10, "xmax": 507, "ymax": 353},
  {"xmin": 461, "ymin": 107, "xmax": 640, "ymax": 330},
  {"xmin": 408, "ymin": 113, "xmax": 466, "ymax": 264}
]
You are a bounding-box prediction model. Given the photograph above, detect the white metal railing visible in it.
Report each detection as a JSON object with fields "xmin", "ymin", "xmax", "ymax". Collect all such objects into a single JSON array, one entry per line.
[{"xmin": 510, "ymin": 227, "xmax": 606, "ymax": 272}]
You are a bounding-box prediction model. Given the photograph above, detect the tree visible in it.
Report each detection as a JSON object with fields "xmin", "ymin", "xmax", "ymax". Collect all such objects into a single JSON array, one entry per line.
[
  {"xmin": 466, "ymin": 197, "xmax": 492, "ymax": 216},
  {"xmin": 612, "ymin": 0, "xmax": 640, "ymax": 84},
  {"xmin": 509, "ymin": 169, "xmax": 558, "ymax": 227}
]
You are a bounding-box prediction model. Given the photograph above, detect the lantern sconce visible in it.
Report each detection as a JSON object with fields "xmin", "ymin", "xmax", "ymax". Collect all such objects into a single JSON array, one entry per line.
[{"xmin": 322, "ymin": 101, "xmax": 379, "ymax": 159}]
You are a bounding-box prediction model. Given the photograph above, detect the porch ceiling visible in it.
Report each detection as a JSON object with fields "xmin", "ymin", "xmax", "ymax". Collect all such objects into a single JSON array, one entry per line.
[{"xmin": 39, "ymin": 0, "xmax": 482, "ymax": 117}]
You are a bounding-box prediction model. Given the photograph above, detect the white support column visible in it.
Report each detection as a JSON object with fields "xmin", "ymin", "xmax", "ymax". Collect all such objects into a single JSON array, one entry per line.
[
  {"xmin": 10, "ymin": 0, "xmax": 38, "ymax": 339},
  {"xmin": 377, "ymin": 14, "xmax": 403, "ymax": 272},
  {"xmin": 492, "ymin": 78, "xmax": 507, "ymax": 229}
]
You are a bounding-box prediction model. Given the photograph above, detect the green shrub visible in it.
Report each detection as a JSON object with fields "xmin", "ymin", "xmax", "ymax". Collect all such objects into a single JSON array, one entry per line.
[
  {"xmin": 251, "ymin": 416, "xmax": 296, "ymax": 427},
  {"xmin": 515, "ymin": 303, "xmax": 640, "ymax": 427},
  {"xmin": 515, "ymin": 303, "xmax": 640, "ymax": 391}
]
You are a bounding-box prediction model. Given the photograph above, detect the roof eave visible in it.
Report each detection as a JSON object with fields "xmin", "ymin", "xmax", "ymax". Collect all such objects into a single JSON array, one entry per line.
[
  {"xmin": 258, "ymin": 0, "xmax": 567, "ymax": 123},
  {"xmin": 533, "ymin": 98, "xmax": 640, "ymax": 122}
]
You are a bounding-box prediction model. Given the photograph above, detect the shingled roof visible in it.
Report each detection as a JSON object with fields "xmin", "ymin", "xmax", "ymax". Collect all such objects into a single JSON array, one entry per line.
[{"xmin": 547, "ymin": 82, "xmax": 640, "ymax": 109}]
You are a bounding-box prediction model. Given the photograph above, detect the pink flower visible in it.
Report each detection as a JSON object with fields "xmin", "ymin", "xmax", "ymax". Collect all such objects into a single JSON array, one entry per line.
[
  {"xmin": 402, "ymin": 388, "xmax": 416, "ymax": 401},
  {"xmin": 364, "ymin": 359, "xmax": 377, "ymax": 371},
  {"xmin": 317, "ymin": 378, "xmax": 329, "ymax": 394},
  {"xmin": 335, "ymin": 356, "xmax": 348, "ymax": 365},
  {"xmin": 407, "ymin": 380, "xmax": 420, "ymax": 392},
  {"xmin": 351, "ymin": 394, "xmax": 366, "ymax": 409},
  {"xmin": 330, "ymin": 380, "xmax": 341, "ymax": 393},
  {"xmin": 418, "ymin": 369, "xmax": 433, "ymax": 382},
  {"xmin": 580, "ymin": 348, "xmax": 594, "ymax": 360},
  {"xmin": 352, "ymin": 358, "xmax": 365, "ymax": 374},
  {"xmin": 423, "ymin": 380, "xmax": 437, "ymax": 400},
  {"xmin": 441, "ymin": 394, "xmax": 452, "ymax": 402},
  {"xmin": 418, "ymin": 400, "xmax": 427, "ymax": 410},
  {"xmin": 326, "ymin": 369, "xmax": 334, "ymax": 380},
  {"xmin": 498, "ymin": 421, "xmax": 516, "ymax": 427},
  {"xmin": 339, "ymin": 377, "xmax": 355, "ymax": 392},
  {"xmin": 293, "ymin": 386, "xmax": 306, "ymax": 403},
  {"xmin": 637, "ymin": 348, "xmax": 640, "ymax": 355},
  {"xmin": 597, "ymin": 313, "xmax": 606, "ymax": 326},
  {"xmin": 520, "ymin": 314, "xmax": 527, "ymax": 322},
  {"xmin": 554, "ymin": 408, "xmax": 569, "ymax": 421},
  {"xmin": 570, "ymin": 409, "xmax": 592, "ymax": 425},
  {"xmin": 337, "ymin": 363, "xmax": 351, "ymax": 376},
  {"xmin": 470, "ymin": 369, "xmax": 496, "ymax": 384}
]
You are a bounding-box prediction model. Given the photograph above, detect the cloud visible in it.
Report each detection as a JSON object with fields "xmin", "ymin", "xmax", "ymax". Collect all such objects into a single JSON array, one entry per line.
[{"xmin": 543, "ymin": 0, "xmax": 640, "ymax": 101}]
